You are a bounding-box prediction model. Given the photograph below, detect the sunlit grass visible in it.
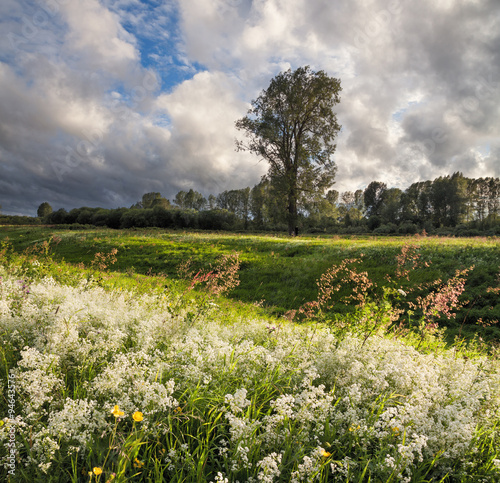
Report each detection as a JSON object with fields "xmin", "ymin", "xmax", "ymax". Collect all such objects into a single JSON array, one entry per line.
[
  {"xmin": 1, "ymin": 227, "xmax": 498, "ymax": 341},
  {"xmin": 0, "ymin": 233, "xmax": 499, "ymax": 481}
]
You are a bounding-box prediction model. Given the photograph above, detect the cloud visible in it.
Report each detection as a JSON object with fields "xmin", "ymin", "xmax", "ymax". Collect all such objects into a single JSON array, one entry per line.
[
  {"xmin": 59, "ymin": 0, "xmax": 139, "ymax": 78},
  {"xmin": 0, "ymin": 0, "xmax": 498, "ymax": 215},
  {"xmin": 154, "ymin": 70, "xmax": 266, "ymax": 194}
]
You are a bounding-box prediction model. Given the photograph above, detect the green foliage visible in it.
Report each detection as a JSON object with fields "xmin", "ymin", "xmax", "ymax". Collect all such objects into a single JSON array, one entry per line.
[
  {"xmin": 430, "ymin": 172, "xmax": 468, "ymax": 227},
  {"xmin": 0, "ymin": 215, "xmax": 41, "ymax": 226},
  {"xmin": 37, "ymin": 202, "xmax": 53, "ymax": 219},
  {"xmin": 236, "ymin": 65, "xmax": 342, "ymax": 235},
  {"xmin": 174, "ymin": 189, "xmax": 207, "ymax": 211},
  {"xmin": 138, "ymin": 192, "xmax": 170, "ymax": 210},
  {"xmin": 363, "ymin": 181, "xmax": 387, "ymax": 218},
  {"xmin": 21, "ymin": 170, "xmax": 498, "ymax": 236}
]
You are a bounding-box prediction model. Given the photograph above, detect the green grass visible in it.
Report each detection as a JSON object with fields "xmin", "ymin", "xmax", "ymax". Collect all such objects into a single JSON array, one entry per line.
[
  {"xmin": 1, "ymin": 226, "xmax": 499, "ymax": 342},
  {"xmin": 1, "ymin": 230, "xmax": 500, "ymax": 482}
]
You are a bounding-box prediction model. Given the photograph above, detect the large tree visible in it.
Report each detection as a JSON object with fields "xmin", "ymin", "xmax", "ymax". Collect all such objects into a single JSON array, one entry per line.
[
  {"xmin": 37, "ymin": 202, "xmax": 53, "ymax": 218},
  {"xmin": 430, "ymin": 172, "xmax": 467, "ymax": 227},
  {"xmin": 141, "ymin": 192, "xmax": 170, "ymax": 210},
  {"xmin": 363, "ymin": 181, "xmax": 387, "ymax": 218},
  {"xmin": 216, "ymin": 188, "xmax": 251, "ymax": 228},
  {"xmin": 236, "ymin": 66, "xmax": 341, "ymax": 235}
]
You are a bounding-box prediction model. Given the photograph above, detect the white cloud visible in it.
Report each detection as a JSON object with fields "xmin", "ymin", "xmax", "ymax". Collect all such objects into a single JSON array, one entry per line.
[
  {"xmin": 60, "ymin": 0, "xmax": 138, "ymax": 77},
  {"xmin": 155, "ymin": 70, "xmax": 265, "ymax": 193}
]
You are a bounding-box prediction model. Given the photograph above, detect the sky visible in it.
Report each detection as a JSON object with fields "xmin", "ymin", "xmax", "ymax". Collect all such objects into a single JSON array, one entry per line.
[{"xmin": 0, "ymin": 0, "xmax": 499, "ymax": 216}]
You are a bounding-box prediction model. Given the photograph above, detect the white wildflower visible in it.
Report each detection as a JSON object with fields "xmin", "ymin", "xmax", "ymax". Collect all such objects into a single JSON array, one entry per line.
[{"xmin": 257, "ymin": 452, "xmax": 282, "ymax": 482}]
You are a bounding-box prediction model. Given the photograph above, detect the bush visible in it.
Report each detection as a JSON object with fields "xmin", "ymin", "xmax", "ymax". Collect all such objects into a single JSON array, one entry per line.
[
  {"xmin": 150, "ymin": 206, "xmax": 175, "ymax": 228},
  {"xmin": 120, "ymin": 209, "xmax": 153, "ymax": 228},
  {"xmin": 172, "ymin": 209, "xmax": 199, "ymax": 229},
  {"xmin": 0, "ymin": 215, "xmax": 41, "ymax": 225},
  {"xmin": 398, "ymin": 222, "xmax": 419, "ymax": 234},
  {"xmin": 198, "ymin": 209, "xmax": 239, "ymax": 231},
  {"xmin": 367, "ymin": 215, "xmax": 381, "ymax": 230},
  {"xmin": 46, "ymin": 209, "xmax": 69, "ymax": 224},
  {"xmin": 374, "ymin": 222, "xmax": 398, "ymax": 234}
]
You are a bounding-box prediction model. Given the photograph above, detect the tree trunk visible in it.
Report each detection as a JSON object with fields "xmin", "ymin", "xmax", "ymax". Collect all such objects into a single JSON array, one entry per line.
[{"xmin": 287, "ymin": 190, "xmax": 297, "ymax": 236}]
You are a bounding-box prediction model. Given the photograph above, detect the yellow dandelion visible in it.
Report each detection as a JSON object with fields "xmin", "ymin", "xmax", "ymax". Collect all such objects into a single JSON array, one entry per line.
[
  {"xmin": 321, "ymin": 449, "xmax": 331, "ymax": 458},
  {"xmin": 132, "ymin": 411, "xmax": 143, "ymax": 422},
  {"xmin": 93, "ymin": 467, "xmax": 103, "ymax": 475},
  {"xmin": 111, "ymin": 405, "xmax": 124, "ymax": 417}
]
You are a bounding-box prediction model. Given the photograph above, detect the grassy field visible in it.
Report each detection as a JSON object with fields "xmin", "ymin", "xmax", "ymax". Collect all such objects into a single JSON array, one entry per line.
[
  {"xmin": 1, "ymin": 226, "xmax": 499, "ymax": 342},
  {"xmin": 1, "ymin": 227, "xmax": 500, "ymax": 482}
]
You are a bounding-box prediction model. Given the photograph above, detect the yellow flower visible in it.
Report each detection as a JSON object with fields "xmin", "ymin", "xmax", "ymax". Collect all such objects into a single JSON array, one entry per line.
[
  {"xmin": 174, "ymin": 406, "xmax": 182, "ymax": 413},
  {"xmin": 133, "ymin": 458, "xmax": 144, "ymax": 468},
  {"xmin": 93, "ymin": 467, "xmax": 103, "ymax": 475},
  {"xmin": 132, "ymin": 411, "xmax": 143, "ymax": 422},
  {"xmin": 111, "ymin": 405, "xmax": 124, "ymax": 417},
  {"xmin": 321, "ymin": 449, "xmax": 331, "ymax": 458}
]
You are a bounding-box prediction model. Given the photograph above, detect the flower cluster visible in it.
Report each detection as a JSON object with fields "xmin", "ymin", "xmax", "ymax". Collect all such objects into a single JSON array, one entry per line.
[
  {"xmin": 180, "ymin": 252, "xmax": 241, "ymax": 296},
  {"xmin": 299, "ymin": 257, "xmax": 373, "ymax": 319},
  {"xmin": 0, "ymin": 261, "xmax": 499, "ymax": 481}
]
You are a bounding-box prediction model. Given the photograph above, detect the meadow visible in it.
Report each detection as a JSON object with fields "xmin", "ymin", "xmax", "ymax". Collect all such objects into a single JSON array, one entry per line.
[
  {"xmin": 0, "ymin": 227, "xmax": 499, "ymax": 482},
  {"xmin": 1, "ymin": 227, "xmax": 499, "ymax": 341}
]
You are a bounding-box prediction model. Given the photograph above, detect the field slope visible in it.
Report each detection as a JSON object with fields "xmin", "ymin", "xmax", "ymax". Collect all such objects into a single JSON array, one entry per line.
[{"xmin": 0, "ymin": 228, "xmax": 499, "ymax": 482}]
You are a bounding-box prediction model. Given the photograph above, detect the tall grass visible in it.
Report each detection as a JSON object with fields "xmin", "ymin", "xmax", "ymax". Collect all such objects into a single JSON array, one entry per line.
[
  {"xmin": 1, "ymin": 227, "xmax": 498, "ymax": 338},
  {"xmin": 0, "ymin": 233, "xmax": 499, "ymax": 482}
]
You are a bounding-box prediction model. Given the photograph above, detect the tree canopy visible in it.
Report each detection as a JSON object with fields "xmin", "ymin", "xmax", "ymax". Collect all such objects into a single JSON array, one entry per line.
[
  {"xmin": 37, "ymin": 202, "xmax": 53, "ymax": 218},
  {"xmin": 236, "ymin": 66, "xmax": 342, "ymax": 235},
  {"xmin": 174, "ymin": 189, "xmax": 207, "ymax": 211}
]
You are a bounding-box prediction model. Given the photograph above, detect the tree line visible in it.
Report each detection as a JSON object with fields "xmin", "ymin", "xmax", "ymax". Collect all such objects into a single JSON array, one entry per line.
[{"xmin": 12, "ymin": 172, "xmax": 496, "ymax": 236}]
